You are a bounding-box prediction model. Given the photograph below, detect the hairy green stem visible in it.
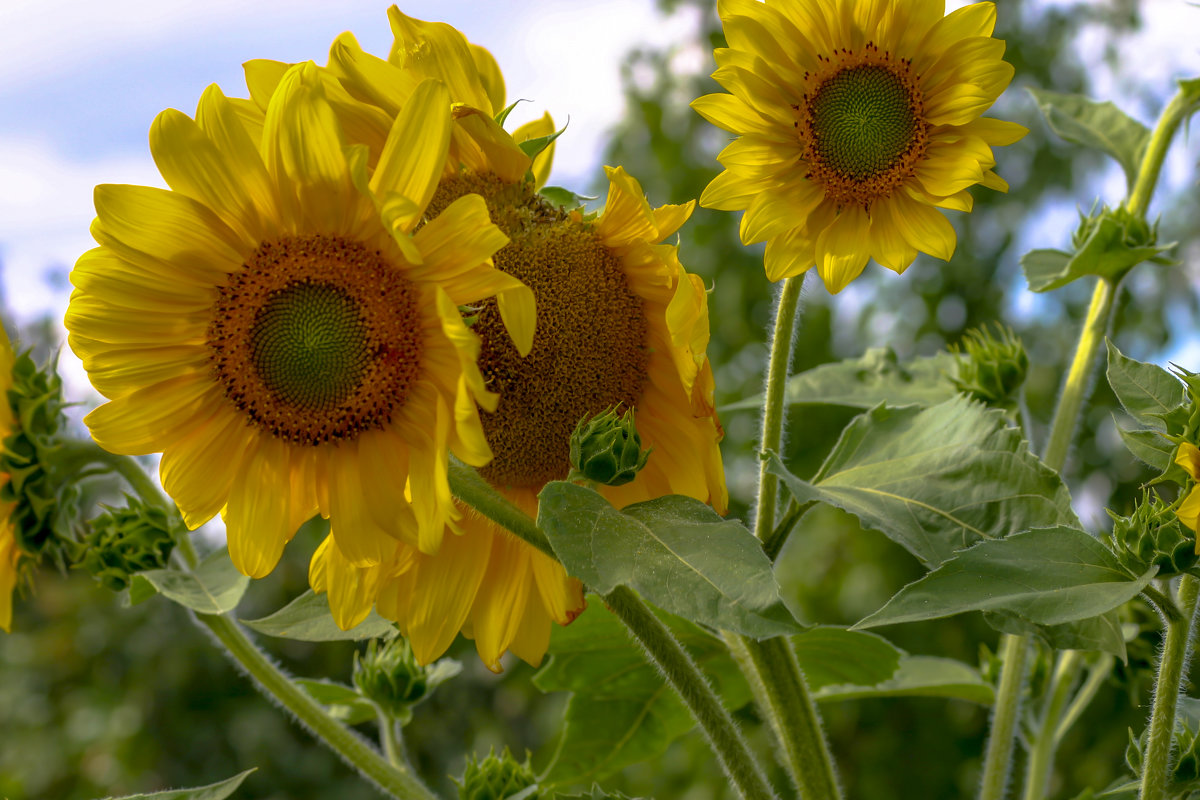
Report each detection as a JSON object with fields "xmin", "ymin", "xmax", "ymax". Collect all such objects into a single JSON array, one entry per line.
[
  {"xmin": 754, "ymin": 274, "xmax": 805, "ymax": 543},
  {"xmin": 53, "ymin": 440, "xmax": 164, "ymax": 507},
  {"xmin": 979, "ymin": 634, "xmax": 1031, "ymax": 800},
  {"xmin": 378, "ymin": 711, "xmax": 408, "ymax": 771},
  {"xmin": 606, "ymin": 587, "xmax": 776, "ymax": 800},
  {"xmin": 725, "ymin": 634, "xmax": 842, "ymax": 800},
  {"xmin": 1021, "ymin": 650, "xmax": 1082, "ymax": 800},
  {"xmin": 1140, "ymin": 574, "xmax": 1200, "ymax": 800},
  {"xmin": 1054, "ymin": 655, "xmax": 1113, "ymax": 745},
  {"xmin": 1125, "ymin": 85, "xmax": 1200, "ymax": 219},
  {"xmin": 199, "ymin": 613, "xmax": 435, "ymax": 800},
  {"xmin": 447, "ymin": 461, "xmax": 773, "ymax": 799}
]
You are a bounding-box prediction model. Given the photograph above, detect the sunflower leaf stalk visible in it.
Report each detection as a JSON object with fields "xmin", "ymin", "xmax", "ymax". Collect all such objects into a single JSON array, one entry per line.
[{"xmin": 984, "ymin": 81, "xmax": 1200, "ymax": 800}]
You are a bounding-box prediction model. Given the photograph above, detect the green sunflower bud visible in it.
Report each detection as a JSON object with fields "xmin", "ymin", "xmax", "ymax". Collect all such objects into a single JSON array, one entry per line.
[
  {"xmin": 1108, "ymin": 491, "xmax": 1198, "ymax": 578},
  {"xmin": 457, "ymin": 748, "xmax": 538, "ymax": 800},
  {"xmin": 568, "ymin": 407, "xmax": 650, "ymax": 487},
  {"xmin": 76, "ymin": 497, "xmax": 178, "ymax": 592},
  {"xmin": 1072, "ymin": 203, "xmax": 1159, "ymax": 254},
  {"xmin": 352, "ymin": 638, "xmax": 461, "ymax": 723},
  {"xmin": 0, "ymin": 350, "xmax": 77, "ymax": 566},
  {"xmin": 950, "ymin": 325, "xmax": 1029, "ymax": 408}
]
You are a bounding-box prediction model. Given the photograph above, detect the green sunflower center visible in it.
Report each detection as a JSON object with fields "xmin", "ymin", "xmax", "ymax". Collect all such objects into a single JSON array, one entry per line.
[
  {"xmin": 425, "ymin": 174, "xmax": 650, "ymax": 490},
  {"xmin": 249, "ymin": 280, "xmax": 371, "ymax": 412},
  {"xmin": 208, "ymin": 236, "xmax": 424, "ymax": 446},
  {"xmin": 809, "ymin": 65, "xmax": 920, "ymax": 181}
]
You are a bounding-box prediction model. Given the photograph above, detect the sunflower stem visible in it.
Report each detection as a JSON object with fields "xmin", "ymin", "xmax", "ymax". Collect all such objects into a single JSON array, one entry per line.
[
  {"xmin": 378, "ymin": 710, "xmax": 408, "ymax": 772},
  {"xmin": 605, "ymin": 586, "xmax": 776, "ymax": 800},
  {"xmin": 1125, "ymin": 84, "xmax": 1200, "ymax": 220},
  {"xmin": 197, "ymin": 612, "xmax": 435, "ymax": 800},
  {"xmin": 979, "ymin": 633, "xmax": 1031, "ymax": 800},
  {"xmin": 1140, "ymin": 574, "xmax": 1200, "ymax": 800},
  {"xmin": 1020, "ymin": 649, "xmax": 1082, "ymax": 800},
  {"xmin": 53, "ymin": 440, "xmax": 165, "ymax": 509},
  {"xmin": 447, "ymin": 456, "xmax": 555, "ymax": 558},
  {"xmin": 728, "ymin": 272, "xmax": 841, "ymax": 799},
  {"xmin": 754, "ymin": 274, "xmax": 805, "ymax": 545},
  {"xmin": 1054, "ymin": 654, "xmax": 1113, "ymax": 746}
]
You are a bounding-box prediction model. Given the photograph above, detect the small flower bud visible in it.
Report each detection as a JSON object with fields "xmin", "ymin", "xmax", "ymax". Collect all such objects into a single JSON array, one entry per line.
[
  {"xmin": 353, "ymin": 638, "xmax": 461, "ymax": 722},
  {"xmin": 457, "ymin": 748, "xmax": 538, "ymax": 800},
  {"xmin": 77, "ymin": 497, "xmax": 178, "ymax": 592},
  {"xmin": 950, "ymin": 325, "xmax": 1029, "ymax": 408},
  {"xmin": 568, "ymin": 407, "xmax": 650, "ymax": 487},
  {"xmin": 1109, "ymin": 491, "xmax": 1198, "ymax": 578}
]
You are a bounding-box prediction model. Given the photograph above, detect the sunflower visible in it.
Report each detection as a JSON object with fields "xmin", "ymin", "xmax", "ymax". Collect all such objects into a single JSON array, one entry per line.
[
  {"xmin": 65, "ymin": 63, "xmax": 535, "ymax": 579},
  {"xmin": 1174, "ymin": 443, "xmax": 1200, "ymax": 544},
  {"xmin": 0, "ymin": 326, "xmax": 22, "ymax": 632},
  {"xmin": 306, "ymin": 12, "xmax": 727, "ymax": 669},
  {"xmin": 694, "ymin": 0, "xmax": 1027, "ymax": 292}
]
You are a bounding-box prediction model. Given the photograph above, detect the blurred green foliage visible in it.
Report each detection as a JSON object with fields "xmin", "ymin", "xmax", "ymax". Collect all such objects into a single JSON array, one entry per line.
[{"xmin": 2, "ymin": 1, "xmax": 1198, "ymax": 799}]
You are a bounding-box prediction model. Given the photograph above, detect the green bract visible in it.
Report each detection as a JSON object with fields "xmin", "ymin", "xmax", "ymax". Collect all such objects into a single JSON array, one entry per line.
[
  {"xmin": 77, "ymin": 497, "xmax": 178, "ymax": 592},
  {"xmin": 1109, "ymin": 492, "xmax": 1198, "ymax": 579},
  {"xmin": 458, "ymin": 748, "xmax": 539, "ymax": 800},
  {"xmin": 567, "ymin": 407, "xmax": 650, "ymax": 487}
]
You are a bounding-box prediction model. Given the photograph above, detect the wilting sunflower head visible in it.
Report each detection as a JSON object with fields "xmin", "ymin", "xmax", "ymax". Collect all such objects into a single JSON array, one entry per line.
[
  {"xmin": 312, "ymin": 165, "xmax": 728, "ymax": 671},
  {"xmin": 65, "ymin": 63, "xmax": 537, "ymax": 581},
  {"xmin": 694, "ymin": 0, "xmax": 1027, "ymax": 292}
]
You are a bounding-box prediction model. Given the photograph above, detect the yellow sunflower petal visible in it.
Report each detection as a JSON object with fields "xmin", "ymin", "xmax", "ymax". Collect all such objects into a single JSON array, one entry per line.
[
  {"xmin": 402, "ymin": 528, "xmax": 490, "ymax": 665},
  {"xmin": 244, "ymin": 59, "xmax": 291, "ymax": 112},
  {"xmin": 327, "ymin": 439, "xmax": 393, "ymax": 567},
  {"xmin": 471, "ymin": 43, "xmax": 506, "ymax": 113},
  {"xmin": 160, "ymin": 406, "xmax": 254, "ymax": 529},
  {"xmin": 452, "ymin": 108, "xmax": 531, "ymax": 184},
  {"xmin": 1179, "ymin": 487, "xmax": 1200, "ymax": 534},
  {"xmin": 763, "ymin": 226, "xmax": 817, "ymax": 282},
  {"xmin": 328, "ymin": 31, "xmax": 419, "ymax": 117},
  {"xmin": 891, "ymin": 190, "xmax": 957, "ymax": 261},
  {"xmin": 740, "ymin": 177, "xmax": 824, "ymax": 245},
  {"xmin": 321, "ymin": 535, "xmax": 386, "ymax": 630},
  {"xmin": 225, "ymin": 435, "xmax": 295, "ymax": 579},
  {"xmin": 961, "ymin": 116, "xmax": 1029, "ymax": 146},
  {"xmin": 84, "ymin": 376, "xmax": 219, "ymax": 455},
  {"xmin": 914, "ymin": 136, "xmax": 992, "ymax": 197},
  {"xmin": 470, "ymin": 531, "xmax": 532, "ymax": 672},
  {"xmin": 194, "ymin": 83, "xmax": 280, "ymax": 232},
  {"xmin": 869, "ymin": 197, "xmax": 920, "ymax": 274},
  {"xmin": 506, "ymin": 591, "xmax": 554, "ymax": 667},
  {"xmin": 815, "ymin": 206, "xmax": 871, "ymax": 293},
  {"xmin": 387, "ymin": 7, "xmax": 494, "ymax": 113},
  {"xmin": 1176, "ymin": 443, "xmax": 1200, "ymax": 480},
  {"xmin": 915, "ymin": 2, "xmax": 997, "ymax": 72},
  {"xmin": 691, "ymin": 93, "xmax": 774, "ymax": 137},
  {"xmin": 0, "ymin": 527, "xmax": 21, "ymax": 633},
  {"xmin": 370, "ymin": 78, "xmax": 452, "ymax": 231},
  {"xmin": 699, "ymin": 168, "xmax": 762, "ymax": 212}
]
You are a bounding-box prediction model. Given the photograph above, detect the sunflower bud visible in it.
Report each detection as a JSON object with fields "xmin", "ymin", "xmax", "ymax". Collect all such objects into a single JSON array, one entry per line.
[
  {"xmin": 0, "ymin": 350, "xmax": 76, "ymax": 565},
  {"xmin": 1109, "ymin": 491, "xmax": 1198, "ymax": 578},
  {"xmin": 353, "ymin": 638, "xmax": 461, "ymax": 723},
  {"xmin": 457, "ymin": 748, "xmax": 538, "ymax": 800},
  {"xmin": 950, "ymin": 325, "xmax": 1029, "ymax": 408},
  {"xmin": 75, "ymin": 497, "xmax": 177, "ymax": 592},
  {"xmin": 1072, "ymin": 204, "xmax": 1158, "ymax": 253},
  {"xmin": 568, "ymin": 407, "xmax": 650, "ymax": 487}
]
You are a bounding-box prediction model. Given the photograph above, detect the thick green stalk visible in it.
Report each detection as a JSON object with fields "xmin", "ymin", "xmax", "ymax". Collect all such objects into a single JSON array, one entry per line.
[
  {"xmin": 53, "ymin": 440, "xmax": 165, "ymax": 507},
  {"xmin": 199, "ymin": 613, "xmax": 435, "ymax": 800},
  {"xmin": 1125, "ymin": 86, "xmax": 1200, "ymax": 220},
  {"xmin": 754, "ymin": 274, "xmax": 805, "ymax": 542},
  {"xmin": 725, "ymin": 634, "xmax": 842, "ymax": 800},
  {"xmin": 447, "ymin": 462, "xmax": 773, "ymax": 800},
  {"xmin": 978, "ymin": 634, "xmax": 1031, "ymax": 800},
  {"xmin": 1021, "ymin": 650, "xmax": 1082, "ymax": 800},
  {"xmin": 727, "ymin": 271, "xmax": 841, "ymax": 799},
  {"xmin": 1139, "ymin": 574, "xmax": 1200, "ymax": 800},
  {"xmin": 1053, "ymin": 655, "xmax": 1113, "ymax": 745},
  {"xmin": 606, "ymin": 587, "xmax": 776, "ymax": 800}
]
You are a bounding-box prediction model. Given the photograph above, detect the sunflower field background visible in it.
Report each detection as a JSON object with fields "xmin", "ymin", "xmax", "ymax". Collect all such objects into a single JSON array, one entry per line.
[{"xmin": 2, "ymin": 1, "xmax": 1200, "ymax": 800}]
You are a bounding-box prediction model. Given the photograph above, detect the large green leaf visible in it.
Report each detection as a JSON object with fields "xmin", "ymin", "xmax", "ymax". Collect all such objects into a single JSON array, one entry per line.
[
  {"xmin": 132, "ymin": 547, "xmax": 249, "ymax": 615},
  {"xmin": 1116, "ymin": 425, "xmax": 1174, "ymax": 471},
  {"xmin": 856, "ymin": 527, "xmax": 1156, "ymax": 630},
  {"xmin": 723, "ymin": 348, "xmax": 963, "ymax": 412},
  {"xmin": 536, "ymin": 485, "xmax": 804, "ymax": 638},
  {"xmin": 983, "ymin": 609, "xmax": 1127, "ymax": 661},
  {"xmin": 241, "ymin": 591, "xmax": 396, "ymax": 641},
  {"xmin": 93, "ymin": 769, "xmax": 255, "ymax": 800},
  {"xmin": 770, "ymin": 397, "xmax": 1079, "ymax": 567},
  {"xmin": 813, "ymin": 655, "xmax": 994, "ymax": 706},
  {"xmin": 1028, "ymin": 88, "xmax": 1150, "ymax": 190},
  {"xmin": 792, "ymin": 628, "xmax": 901, "ymax": 689},
  {"xmin": 1106, "ymin": 340, "xmax": 1187, "ymax": 432},
  {"xmin": 533, "ymin": 600, "xmax": 751, "ymax": 786}
]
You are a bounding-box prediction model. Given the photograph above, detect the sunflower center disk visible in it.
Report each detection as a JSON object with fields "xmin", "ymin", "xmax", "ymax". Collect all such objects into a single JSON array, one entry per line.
[
  {"xmin": 802, "ymin": 60, "xmax": 926, "ymax": 206},
  {"xmin": 428, "ymin": 175, "xmax": 650, "ymax": 490},
  {"xmin": 208, "ymin": 236, "xmax": 424, "ymax": 446}
]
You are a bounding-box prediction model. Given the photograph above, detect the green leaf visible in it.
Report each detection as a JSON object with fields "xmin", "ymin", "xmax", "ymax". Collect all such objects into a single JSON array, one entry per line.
[
  {"xmin": 813, "ymin": 655, "xmax": 994, "ymax": 706},
  {"xmin": 769, "ymin": 397, "xmax": 1079, "ymax": 567},
  {"xmin": 93, "ymin": 769, "xmax": 255, "ymax": 800},
  {"xmin": 1021, "ymin": 217, "xmax": 1174, "ymax": 293},
  {"xmin": 241, "ymin": 591, "xmax": 397, "ymax": 641},
  {"xmin": 518, "ymin": 127, "xmax": 564, "ymax": 160},
  {"xmin": 1116, "ymin": 425, "xmax": 1174, "ymax": 471},
  {"xmin": 983, "ymin": 609, "xmax": 1128, "ymax": 661},
  {"xmin": 723, "ymin": 348, "xmax": 964, "ymax": 412},
  {"xmin": 536, "ymin": 484, "xmax": 804, "ymax": 638},
  {"xmin": 126, "ymin": 573, "xmax": 158, "ymax": 606},
  {"xmin": 792, "ymin": 627, "xmax": 902, "ymax": 690},
  {"xmin": 1106, "ymin": 340, "xmax": 1186, "ymax": 432},
  {"xmin": 494, "ymin": 99, "xmax": 524, "ymax": 127},
  {"xmin": 539, "ymin": 186, "xmax": 595, "ymax": 210},
  {"xmin": 293, "ymin": 679, "xmax": 378, "ymax": 726},
  {"xmin": 534, "ymin": 599, "xmax": 751, "ymax": 786},
  {"xmin": 856, "ymin": 527, "xmax": 1157, "ymax": 630},
  {"xmin": 136, "ymin": 548, "xmax": 249, "ymax": 615},
  {"xmin": 1028, "ymin": 88, "xmax": 1150, "ymax": 190}
]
